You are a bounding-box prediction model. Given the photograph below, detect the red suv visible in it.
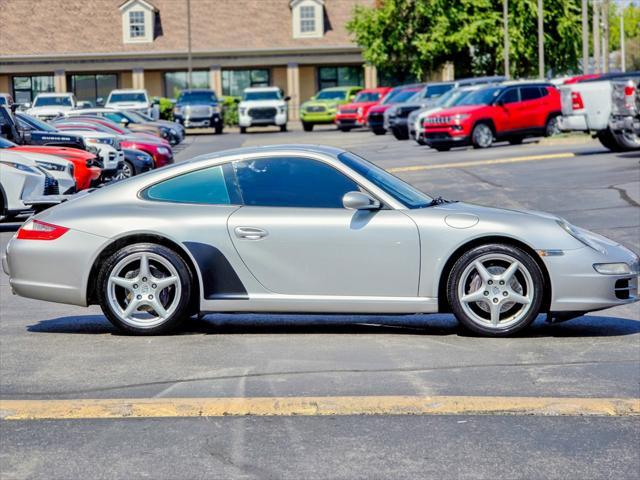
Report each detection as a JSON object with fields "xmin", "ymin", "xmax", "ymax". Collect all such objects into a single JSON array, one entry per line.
[
  {"xmin": 422, "ymin": 83, "xmax": 561, "ymax": 151},
  {"xmin": 335, "ymin": 87, "xmax": 392, "ymax": 132}
]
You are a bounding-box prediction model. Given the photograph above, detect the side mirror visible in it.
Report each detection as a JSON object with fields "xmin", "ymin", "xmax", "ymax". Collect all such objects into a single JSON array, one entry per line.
[
  {"xmin": 495, "ymin": 99, "xmax": 504, "ymax": 107},
  {"xmin": 342, "ymin": 191, "xmax": 380, "ymax": 211},
  {"xmin": 23, "ymin": 102, "xmax": 31, "ymax": 109},
  {"xmin": 96, "ymin": 97, "xmax": 104, "ymax": 107},
  {"xmin": 284, "ymin": 96, "xmax": 291, "ymax": 102},
  {"xmin": 310, "ymin": 96, "xmax": 316, "ymax": 101},
  {"xmin": 120, "ymin": 119, "xmax": 130, "ymax": 127},
  {"xmin": 152, "ymin": 97, "xmax": 160, "ymax": 105},
  {"xmin": 349, "ymin": 95, "xmax": 356, "ymax": 101}
]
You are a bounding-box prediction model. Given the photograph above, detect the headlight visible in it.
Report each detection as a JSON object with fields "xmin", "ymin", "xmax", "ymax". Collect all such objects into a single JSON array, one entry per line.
[
  {"xmin": 87, "ymin": 137, "xmax": 114, "ymax": 146},
  {"xmin": 35, "ymin": 161, "xmax": 65, "ymax": 172},
  {"xmin": 156, "ymin": 147, "xmax": 170, "ymax": 155},
  {"xmin": 557, "ymin": 220, "xmax": 607, "ymax": 254},
  {"xmin": 452, "ymin": 114, "xmax": 471, "ymax": 124},
  {"xmin": 357, "ymin": 107, "xmax": 363, "ymax": 116},
  {"xmin": 278, "ymin": 106, "xmax": 286, "ymax": 114},
  {"xmin": 173, "ymin": 106, "xmax": 183, "ymax": 115},
  {"xmin": 593, "ymin": 263, "xmax": 631, "ymax": 275},
  {"xmin": 0, "ymin": 160, "xmax": 38, "ymax": 173},
  {"xmin": 239, "ymin": 108, "xmax": 247, "ymax": 115},
  {"xmin": 212, "ymin": 105, "xmax": 221, "ymax": 114},
  {"xmin": 86, "ymin": 145, "xmax": 99, "ymax": 154}
]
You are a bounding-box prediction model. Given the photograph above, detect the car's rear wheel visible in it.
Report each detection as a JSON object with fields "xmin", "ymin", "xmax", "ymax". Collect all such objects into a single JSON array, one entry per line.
[
  {"xmin": 280, "ymin": 124, "xmax": 287, "ymax": 132},
  {"xmin": 97, "ymin": 243, "xmax": 193, "ymax": 335},
  {"xmin": 372, "ymin": 128, "xmax": 386, "ymax": 135},
  {"xmin": 447, "ymin": 244, "xmax": 544, "ymax": 337},
  {"xmin": 302, "ymin": 122, "xmax": 313, "ymax": 132},
  {"xmin": 472, "ymin": 123, "xmax": 494, "ymax": 148},
  {"xmin": 545, "ymin": 115, "xmax": 561, "ymax": 137}
]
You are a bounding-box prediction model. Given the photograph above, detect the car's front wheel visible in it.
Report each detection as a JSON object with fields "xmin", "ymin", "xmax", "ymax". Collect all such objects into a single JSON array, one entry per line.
[
  {"xmin": 471, "ymin": 123, "xmax": 494, "ymax": 148},
  {"xmin": 447, "ymin": 244, "xmax": 544, "ymax": 336},
  {"xmin": 302, "ymin": 122, "xmax": 313, "ymax": 132},
  {"xmin": 97, "ymin": 243, "xmax": 193, "ymax": 335}
]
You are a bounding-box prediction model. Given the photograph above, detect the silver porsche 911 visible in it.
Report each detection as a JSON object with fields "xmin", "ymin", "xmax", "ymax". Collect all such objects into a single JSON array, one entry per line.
[{"xmin": 2, "ymin": 145, "xmax": 638, "ymax": 336}]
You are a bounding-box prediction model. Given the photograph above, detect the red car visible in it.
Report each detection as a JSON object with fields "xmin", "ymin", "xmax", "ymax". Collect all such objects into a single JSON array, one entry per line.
[
  {"xmin": 335, "ymin": 87, "xmax": 392, "ymax": 132},
  {"xmin": 52, "ymin": 120, "xmax": 174, "ymax": 168},
  {"xmin": 366, "ymin": 85, "xmax": 425, "ymax": 135},
  {"xmin": 1, "ymin": 139, "xmax": 101, "ymax": 190},
  {"xmin": 421, "ymin": 83, "xmax": 562, "ymax": 151}
]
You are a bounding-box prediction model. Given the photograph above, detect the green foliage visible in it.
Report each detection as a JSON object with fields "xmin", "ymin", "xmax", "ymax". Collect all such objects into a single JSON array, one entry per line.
[
  {"xmin": 158, "ymin": 98, "xmax": 174, "ymax": 121},
  {"xmin": 222, "ymin": 96, "xmax": 240, "ymax": 127},
  {"xmin": 347, "ymin": 0, "xmax": 585, "ymax": 79}
]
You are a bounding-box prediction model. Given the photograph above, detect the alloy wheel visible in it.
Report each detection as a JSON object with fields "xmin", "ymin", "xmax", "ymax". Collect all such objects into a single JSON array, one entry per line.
[
  {"xmin": 473, "ymin": 124, "xmax": 493, "ymax": 148},
  {"xmin": 107, "ymin": 252, "xmax": 182, "ymax": 329},
  {"xmin": 457, "ymin": 253, "xmax": 534, "ymax": 330}
]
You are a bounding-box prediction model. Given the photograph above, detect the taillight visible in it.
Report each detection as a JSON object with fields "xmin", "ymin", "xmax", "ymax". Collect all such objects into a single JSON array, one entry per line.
[
  {"xmin": 571, "ymin": 92, "xmax": 584, "ymax": 110},
  {"xmin": 624, "ymin": 85, "xmax": 635, "ymax": 109},
  {"xmin": 17, "ymin": 220, "xmax": 69, "ymax": 240},
  {"xmin": 624, "ymin": 85, "xmax": 635, "ymax": 96}
]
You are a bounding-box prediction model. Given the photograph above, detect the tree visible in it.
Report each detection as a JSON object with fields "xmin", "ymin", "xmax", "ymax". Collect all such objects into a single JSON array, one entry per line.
[{"xmin": 347, "ymin": 0, "xmax": 585, "ymax": 80}]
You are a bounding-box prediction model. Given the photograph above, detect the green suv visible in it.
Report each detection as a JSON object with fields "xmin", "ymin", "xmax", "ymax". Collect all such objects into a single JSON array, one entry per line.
[{"xmin": 299, "ymin": 86, "xmax": 362, "ymax": 131}]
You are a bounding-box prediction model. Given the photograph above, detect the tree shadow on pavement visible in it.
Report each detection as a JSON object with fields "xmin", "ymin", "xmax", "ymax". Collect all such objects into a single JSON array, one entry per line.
[{"xmin": 27, "ymin": 313, "xmax": 640, "ymax": 337}]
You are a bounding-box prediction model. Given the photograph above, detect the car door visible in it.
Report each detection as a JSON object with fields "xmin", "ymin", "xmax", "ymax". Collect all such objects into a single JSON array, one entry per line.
[
  {"xmin": 518, "ymin": 86, "xmax": 545, "ymax": 129},
  {"xmin": 226, "ymin": 155, "xmax": 420, "ymax": 297},
  {"xmin": 493, "ymin": 87, "xmax": 522, "ymax": 132}
]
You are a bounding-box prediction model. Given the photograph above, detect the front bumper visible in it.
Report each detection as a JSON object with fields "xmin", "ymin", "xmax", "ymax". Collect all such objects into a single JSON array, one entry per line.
[
  {"xmin": 4, "ymin": 227, "xmax": 108, "ymax": 306},
  {"xmin": 238, "ymin": 112, "xmax": 287, "ymax": 127},
  {"xmin": 176, "ymin": 113, "xmax": 222, "ymax": 129},
  {"xmin": 545, "ymin": 245, "xmax": 639, "ymax": 312},
  {"xmin": 424, "ymin": 128, "xmax": 471, "ymax": 147},
  {"xmin": 300, "ymin": 112, "xmax": 336, "ymax": 124}
]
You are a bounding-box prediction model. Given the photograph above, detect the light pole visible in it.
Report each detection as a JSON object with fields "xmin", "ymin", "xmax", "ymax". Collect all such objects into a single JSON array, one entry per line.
[
  {"xmin": 593, "ymin": 0, "xmax": 601, "ymax": 73},
  {"xmin": 602, "ymin": 0, "xmax": 609, "ymax": 73},
  {"xmin": 582, "ymin": 0, "xmax": 589, "ymax": 74},
  {"xmin": 187, "ymin": 0, "xmax": 193, "ymax": 89},
  {"xmin": 503, "ymin": 0, "xmax": 510, "ymax": 79},
  {"xmin": 538, "ymin": 0, "xmax": 544, "ymax": 79},
  {"xmin": 621, "ymin": 1, "xmax": 626, "ymax": 72}
]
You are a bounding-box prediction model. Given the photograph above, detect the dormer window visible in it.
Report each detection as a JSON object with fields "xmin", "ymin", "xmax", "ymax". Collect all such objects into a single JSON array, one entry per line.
[
  {"xmin": 291, "ymin": 0, "xmax": 324, "ymax": 39},
  {"xmin": 120, "ymin": 0, "xmax": 157, "ymax": 44}
]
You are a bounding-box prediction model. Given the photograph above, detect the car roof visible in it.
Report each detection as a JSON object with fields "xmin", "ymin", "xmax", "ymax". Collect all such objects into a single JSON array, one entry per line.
[
  {"xmin": 189, "ymin": 144, "xmax": 348, "ymax": 163},
  {"xmin": 320, "ymin": 86, "xmax": 361, "ymax": 91},
  {"xmin": 179, "ymin": 89, "xmax": 215, "ymax": 93},
  {"xmin": 109, "ymin": 89, "xmax": 147, "ymax": 94},
  {"xmin": 499, "ymin": 80, "xmax": 554, "ymax": 87},
  {"xmin": 244, "ymin": 86, "xmax": 280, "ymax": 92},
  {"xmin": 35, "ymin": 92, "xmax": 73, "ymax": 97}
]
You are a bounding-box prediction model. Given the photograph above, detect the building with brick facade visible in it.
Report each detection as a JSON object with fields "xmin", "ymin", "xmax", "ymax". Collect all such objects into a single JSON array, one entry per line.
[{"xmin": 0, "ymin": 0, "xmax": 381, "ymax": 118}]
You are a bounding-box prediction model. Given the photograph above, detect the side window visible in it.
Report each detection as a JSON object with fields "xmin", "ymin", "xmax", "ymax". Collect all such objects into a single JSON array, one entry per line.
[
  {"xmin": 520, "ymin": 86, "xmax": 542, "ymax": 101},
  {"xmin": 233, "ymin": 157, "xmax": 359, "ymax": 208},
  {"xmin": 538, "ymin": 87, "xmax": 549, "ymax": 98},
  {"xmin": 143, "ymin": 165, "xmax": 235, "ymax": 205},
  {"xmin": 500, "ymin": 88, "xmax": 520, "ymax": 104}
]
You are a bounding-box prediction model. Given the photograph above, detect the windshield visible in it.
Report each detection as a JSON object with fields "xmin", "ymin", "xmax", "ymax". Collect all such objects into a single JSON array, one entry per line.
[
  {"xmin": 0, "ymin": 97, "xmax": 7, "ymax": 105},
  {"xmin": 33, "ymin": 96, "xmax": 72, "ymax": 107},
  {"xmin": 354, "ymin": 91, "xmax": 381, "ymax": 103},
  {"xmin": 458, "ymin": 86, "xmax": 502, "ymax": 106},
  {"xmin": 316, "ymin": 90, "xmax": 347, "ymax": 101},
  {"xmin": 124, "ymin": 110, "xmax": 150, "ymax": 122},
  {"xmin": 436, "ymin": 88, "xmax": 475, "ymax": 108},
  {"xmin": 425, "ymin": 84, "xmax": 454, "ymax": 99},
  {"xmin": 386, "ymin": 89, "xmax": 419, "ymax": 104},
  {"xmin": 16, "ymin": 113, "xmax": 57, "ymax": 132},
  {"xmin": 243, "ymin": 90, "xmax": 282, "ymax": 101},
  {"xmin": 338, "ymin": 151, "xmax": 432, "ymax": 208},
  {"xmin": 177, "ymin": 91, "xmax": 217, "ymax": 104},
  {"xmin": 0, "ymin": 137, "xmax": 17, "ymax": 148},
  {"xmin": 108, "ymin": 92, "xmax": 147, "ymax": 103}
]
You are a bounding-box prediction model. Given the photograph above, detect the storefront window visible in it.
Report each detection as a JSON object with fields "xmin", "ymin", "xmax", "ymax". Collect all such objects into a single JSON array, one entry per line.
[
  {"xmin": 222, "ymin": 69, "xmax": 270, "ymax": 97},
  {"xmin": 164, "ymin": 71, "xmax": 209, "ymax": 99},
  {"xmin": 12, "ymin": 75, "xmax": 55, "ymax": 104},
  {"xmin": 69, "ymin": 74, "xmax": 118, "ymax": 105},
  {"xmin": 318, "ymin": 66, "xmax": 363, "ymax": 90}
]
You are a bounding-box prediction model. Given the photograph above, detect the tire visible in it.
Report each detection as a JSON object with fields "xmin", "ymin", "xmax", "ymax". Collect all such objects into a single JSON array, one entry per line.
[
  {"xmin": 239, "ymin": 127, "xmax": 247, "ymax": 134},
  {"xmin": 280, "ymin": 124, "xmax": 287, "ymax": 132},
  {"xmin": 302, "ymin": 122, "xmax": 313, "ymax": 132},
  {"xmin": 471, "ymin": 123, "xmax": 494, "ymax": 149},
  {"xmin": 97, "ymin": 243, "xmax": 193, "ymax": 335},
  {"xmin": 508, "ymin": 136, "xmax": 523, "ymax": 145},
  {"xmin": 434, "ymin": 146, "xmax": 451, "ymax": 152},
  {"xmin": 215, "ymin": 125, "xmax": 224, "ymax": 135},
  {"xmin": 446, "ymin": 243, "xmax": 544, "ymax": 337},
  {"xmin": 612, "ymin": 130, "xmax": 640, "ymax": 152},
  {"xmin": 121, "ymin": 161, "xmax": 134, "ymax": 178},
  {"xmin": 392, "ymin": 128, "xmax": 409, "ymax": 140},
  {"xmin": 416, "ymin": 137, "xmax": 428, "ymax": 146},
  {"xmin": 372, "ymin": 128, "xmax": 386, "ymax": 135},
  {"xmin": 597, "ymin": 129, "xmax": 621, "ymax": 151},
  {"xmin": 545, "ymin": 115, "xmax": 561, "ymax": 137}
]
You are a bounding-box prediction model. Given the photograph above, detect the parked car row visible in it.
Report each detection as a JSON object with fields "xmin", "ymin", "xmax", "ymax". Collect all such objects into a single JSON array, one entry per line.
[{"xmin": 0, "ymin": 92, "xmax": 180, "ymax": 220}]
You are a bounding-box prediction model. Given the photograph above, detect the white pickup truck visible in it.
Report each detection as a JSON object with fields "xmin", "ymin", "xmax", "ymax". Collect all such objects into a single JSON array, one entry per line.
[
  {"xmin": 558, "ymin": 73, "xmax": 639, "ymax": 152},
  {"xmin": 27, "ymin": 93, "xmax": 77, "ymax": 122}
]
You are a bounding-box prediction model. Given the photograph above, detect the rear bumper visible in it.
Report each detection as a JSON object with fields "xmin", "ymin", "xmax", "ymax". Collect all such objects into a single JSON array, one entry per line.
[
  {"xmin": 609, "ymin": 115, "xmax": 640, "ymax": 134},
  {"xmin": 5, "ymin": 228, "xmax": 108, "ymax": 306},
  {"xmin": 558, "ymin": 114, "xmax": 590, "ymax": 132}
]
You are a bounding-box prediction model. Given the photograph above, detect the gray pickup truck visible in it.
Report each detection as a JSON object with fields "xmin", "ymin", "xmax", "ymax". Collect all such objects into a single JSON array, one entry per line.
[{"xmin": 558, "ymin": 72, "xmax": 639, "ymax": 152}]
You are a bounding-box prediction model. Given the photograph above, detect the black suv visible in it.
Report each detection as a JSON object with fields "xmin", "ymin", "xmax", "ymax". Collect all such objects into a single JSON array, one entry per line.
[{"xmin": 173, "ymin": 89, "xmax": 224, "ymax": 134}]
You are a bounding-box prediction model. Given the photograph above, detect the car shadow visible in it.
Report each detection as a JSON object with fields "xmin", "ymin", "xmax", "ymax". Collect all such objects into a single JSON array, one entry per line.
[{"xmin": 27, "ymin": 313, "xmax": 640, "ymax": 338}]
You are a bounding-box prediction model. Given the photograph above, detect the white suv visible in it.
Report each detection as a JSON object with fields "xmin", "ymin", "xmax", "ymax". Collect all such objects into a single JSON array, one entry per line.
[
  {"xmin": 238, "ymin": 87, "xmax": 289, "ymax": 133},
  {"xmin": 105, "ymin": 89, "xmax": 158, "ymax": 119},
  {"xmin": 27, "ymin": 93, "xmax": 77, "ymax": 121}
]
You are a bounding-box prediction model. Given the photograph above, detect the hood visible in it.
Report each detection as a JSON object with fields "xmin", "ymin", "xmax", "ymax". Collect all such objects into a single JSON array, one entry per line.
[
  {"xmin": 239, "ymin": 99, "xmax": 286, "ymax": 109},
  {"xmin": 303, "ymin": 97, "xmax": 345, "ymax": 108},
  {"xmin": 1, "ymin": 149, "xmax": 70, "ymax": 168},
  {"xmin": 11, "ymin": 145, "xmax": 93, "ymax": 160},
  {"xmin": 368, "ymin": 104, "xmax": 393, "ymax": 114},
  {"xmin": 340, "ymin": 101, "xmax": 376, "ymax": 110},
  {"xmin": 28, "ymin": 106, "xmax": 72, "ymax": 116}
]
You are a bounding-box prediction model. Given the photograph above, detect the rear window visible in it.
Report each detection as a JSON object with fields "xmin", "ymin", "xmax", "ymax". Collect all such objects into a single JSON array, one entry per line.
[
  {"xmin": 520, "ymin": 86, "xmax": 542, "ymax": 101},
  {"xmin": 143, "ymin": 165, "xmax": 234, "ymax": 205},
  {"xmin": 425, "ymin": 84, "xmax": 454, "ymax": 99}
]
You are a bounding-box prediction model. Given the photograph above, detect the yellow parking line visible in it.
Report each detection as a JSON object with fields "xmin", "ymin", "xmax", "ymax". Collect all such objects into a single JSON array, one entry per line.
[
  {"xmin": 1, "ymin": 395, "xmax": 638, "ymax": 420},
  {"xmin": 388, "ymin": 152, "xmax": 576, "ymax": 173}
]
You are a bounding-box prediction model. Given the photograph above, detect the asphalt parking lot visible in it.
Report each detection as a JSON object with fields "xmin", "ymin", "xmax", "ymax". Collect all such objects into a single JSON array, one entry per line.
[{"xmin": 1, "ymin": 126, "xmax": 639, "ymax": 479}]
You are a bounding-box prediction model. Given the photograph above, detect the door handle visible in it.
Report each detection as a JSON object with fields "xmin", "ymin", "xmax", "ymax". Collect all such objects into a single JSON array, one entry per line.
[{"xmin": 235, "ymin": 226, "xmax": 268, "ymax": 240}]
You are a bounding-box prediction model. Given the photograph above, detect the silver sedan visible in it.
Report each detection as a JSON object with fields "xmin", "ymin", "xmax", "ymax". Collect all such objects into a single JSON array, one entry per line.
[{"xmin": 3, "ymin": 145, "xmax": 638, "ymax": 336}]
